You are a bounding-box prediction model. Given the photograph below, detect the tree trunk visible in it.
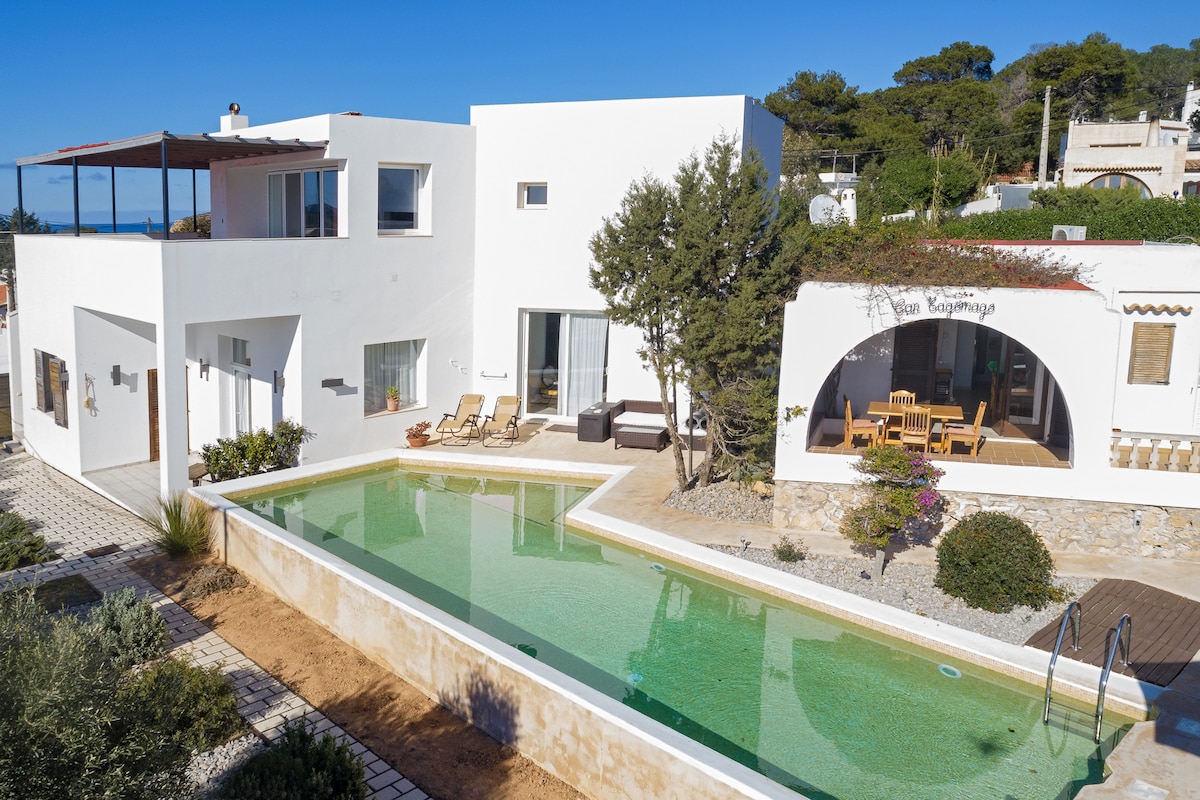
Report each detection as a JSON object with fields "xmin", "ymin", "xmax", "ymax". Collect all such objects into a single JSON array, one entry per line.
[
  {"xmin": 873, "ymin": 547, "xmax": 886, "ymax": 581},
  {"xmin": 658, "ymin": 379, "xmax": 690, "ymax": 492}
]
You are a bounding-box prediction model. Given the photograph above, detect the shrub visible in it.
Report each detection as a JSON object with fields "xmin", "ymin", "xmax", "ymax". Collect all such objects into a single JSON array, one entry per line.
[
  {"xmin": 772, "ymin": 534, "xmax": 809, "ymax": 563},
  {"xmin": 840, "ymin": 446, "xmax": 944, "ymax": 550},
  {"xmin": 119, "ymin": 657, "xmax": 244, "ymax": 753},
  {"xmin": 144, "ymin": 491, "xmax": 211, "ymax": 558},
  {"xmin": 202, "ymin": 420, "xmax": 313, "ymax": 482},
  {"xmin": 219, "ymin": 721, "xmax": 365, "ymax": 800},
  {"xmin": 0, "ymin": 587, "xmax": 191, "ymax": 799},
  {"xmin": 0, "ymin": 510, "xmax": 54, "ymax": 571},
  {"xmin": 86, "ymin": 586, "xmax": 167, "ymax": 668},
  {"xmin": 934, "ymin": 512, "xmax": 1058, "ymax": 613}
]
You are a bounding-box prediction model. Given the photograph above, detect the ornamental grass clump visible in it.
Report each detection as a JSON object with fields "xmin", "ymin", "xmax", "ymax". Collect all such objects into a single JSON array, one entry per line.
[
  {"xmin": 935, "ymin": 511, "xmax": 1060, "ymax": 613},
  {"xmin": 144, "ymin": 491, "xmax": 211, "ymax": 558},
  {"xmin": 839, "ymin": 445, "xmax": 944, "ymax": 579}
]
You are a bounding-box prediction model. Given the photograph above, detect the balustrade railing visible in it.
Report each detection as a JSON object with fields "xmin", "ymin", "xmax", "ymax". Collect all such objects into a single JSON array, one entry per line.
[{"xmin": 1109, "ymin": 432, "xmax": 1200, "ymax": 472}]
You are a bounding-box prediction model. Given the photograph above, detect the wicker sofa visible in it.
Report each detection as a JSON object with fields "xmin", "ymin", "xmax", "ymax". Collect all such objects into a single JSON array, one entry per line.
[{"xmin": 611, "ymin": 399, "xmax": 673, "ymax": 451}]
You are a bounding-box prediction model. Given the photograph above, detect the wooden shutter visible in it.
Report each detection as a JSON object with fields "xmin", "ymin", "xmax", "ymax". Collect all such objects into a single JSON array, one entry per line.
[
  {"xmin": 1128, "ymin": 323, "xmax": 1174, "ymax": 385},
  {"xmin": 49, "ymin": 357, "xmax": 68, "ymax": 428},
  {"xmin": 34, "ymin": 349, "xmax": 46, "ymax": 412}
]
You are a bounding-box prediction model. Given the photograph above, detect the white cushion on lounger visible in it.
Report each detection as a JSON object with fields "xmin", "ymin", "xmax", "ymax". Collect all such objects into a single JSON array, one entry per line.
[{"xmin": 614, "ymin": 411, "xmax": 667, "ymax": 427}]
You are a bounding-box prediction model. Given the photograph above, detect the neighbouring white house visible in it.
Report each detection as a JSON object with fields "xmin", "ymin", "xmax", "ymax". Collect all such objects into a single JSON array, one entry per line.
[
  {"xmin": 1058, "ymin": 82, "xmax": 1200, "ymax": 198},
  {"xmin": 10, "ymin": 96, "xmax": 781, "ymax": 502},
  {"xmin": 773, "ymin": 240, "xmax": 1200, "ymax": 560}
]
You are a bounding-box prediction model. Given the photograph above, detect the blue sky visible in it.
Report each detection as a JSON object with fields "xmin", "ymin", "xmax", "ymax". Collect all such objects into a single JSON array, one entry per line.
[{"xmin": 3, "ymin": 0, "xmax": 1194, "ymax": 223}]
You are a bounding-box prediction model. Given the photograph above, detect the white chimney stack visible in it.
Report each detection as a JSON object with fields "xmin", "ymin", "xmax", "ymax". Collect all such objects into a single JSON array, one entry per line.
[{"xmin": 219, "ymin": 102, "xmax": 249, "ymax": 134}]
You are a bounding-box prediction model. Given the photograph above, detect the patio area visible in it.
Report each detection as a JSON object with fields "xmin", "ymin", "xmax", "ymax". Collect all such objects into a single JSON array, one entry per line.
[{"xmin": 808, "ymin": 431, "xmax": 1071, "ymax": 467}]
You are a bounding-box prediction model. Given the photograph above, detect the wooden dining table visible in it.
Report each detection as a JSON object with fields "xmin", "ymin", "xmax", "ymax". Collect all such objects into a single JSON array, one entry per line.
[{"xmin": 866, "ymin": 401, "xmax": 965, "ymax": 424}]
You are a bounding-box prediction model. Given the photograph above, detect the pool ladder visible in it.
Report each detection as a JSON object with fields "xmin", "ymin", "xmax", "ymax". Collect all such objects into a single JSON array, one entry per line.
[{"xmin": 1042, "ymin": 602, "xmax": 1133, "ymax": 743}]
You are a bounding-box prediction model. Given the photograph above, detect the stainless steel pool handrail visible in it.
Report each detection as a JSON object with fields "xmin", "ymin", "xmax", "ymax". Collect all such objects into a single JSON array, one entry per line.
[
  {"xmin": 1043, "ymin": 601, "xmax": 1082, "ymax": 724},
  {"xmin": 1094, "ymin": 614, "xmax": 1132, "ymax": 743}
]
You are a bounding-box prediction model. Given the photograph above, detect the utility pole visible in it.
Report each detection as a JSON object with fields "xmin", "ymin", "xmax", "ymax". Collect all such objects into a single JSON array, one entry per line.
[{"xmin": 1038, "ymin": 86, "xmax": 1052, "ymax": 188}]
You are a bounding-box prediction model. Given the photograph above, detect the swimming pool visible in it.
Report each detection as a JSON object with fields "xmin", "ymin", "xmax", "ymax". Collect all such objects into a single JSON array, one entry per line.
[{"xmin": 224, "ymin": 459, "xmax": 1135, "ymax": 800}]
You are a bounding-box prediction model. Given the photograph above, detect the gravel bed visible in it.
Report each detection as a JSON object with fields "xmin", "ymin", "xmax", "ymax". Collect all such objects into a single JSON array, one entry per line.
[
  {"xmin": 187, "ymin": 733, "xmax": 266, "ymax": 798},
  {"xmin": 664, "ymin": 483, "xmax": 773, "ymax": 524},
  {"xmin": 666, "ymin": 480, "xmax": 1094, "ymax": 646},
  {"xmin": 710, "ymin": 545, "xmax": 1096, "ymax": 646}
]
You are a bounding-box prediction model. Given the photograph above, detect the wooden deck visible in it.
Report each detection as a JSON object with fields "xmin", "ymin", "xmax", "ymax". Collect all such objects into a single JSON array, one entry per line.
[{"xmin": 1025, "ymin": 579, "xmax": 1200, "ymax": 688}]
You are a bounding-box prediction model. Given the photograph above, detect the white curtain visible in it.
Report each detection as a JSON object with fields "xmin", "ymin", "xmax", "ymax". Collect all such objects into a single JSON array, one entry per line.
[
  {"xmin": 566, "ymin": 315, "xmax": 608, "ymax": 416},
  {"xmin": 365, "ymin": 341, "xmax": 415, "ymax": 413}
]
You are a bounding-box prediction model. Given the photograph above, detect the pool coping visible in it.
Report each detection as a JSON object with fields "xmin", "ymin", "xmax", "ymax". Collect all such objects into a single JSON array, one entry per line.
[{"xmin": 195, "ymin": 449, "xmax": 1158, "ymax": 799}]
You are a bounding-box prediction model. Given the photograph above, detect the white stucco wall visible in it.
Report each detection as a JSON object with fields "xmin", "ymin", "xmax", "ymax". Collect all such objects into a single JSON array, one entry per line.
[{"xmin": 469, "ymin": 96, "xmax": 783, "ymax": 419}]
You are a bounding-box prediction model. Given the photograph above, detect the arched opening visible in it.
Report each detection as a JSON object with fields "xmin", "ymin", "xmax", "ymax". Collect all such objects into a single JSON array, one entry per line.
[
  {"xmin": 808, "ymin": 319, "xmax": 1072, "ymax": 463},
  {"xmin": 1087, "ymin": 172, "xmax": 1151, "ymax": 198}
]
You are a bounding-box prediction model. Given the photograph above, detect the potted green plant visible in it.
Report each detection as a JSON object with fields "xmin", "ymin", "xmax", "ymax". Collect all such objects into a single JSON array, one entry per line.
[
  {"xmin": 386, "ymin": 386, "xmax": 401, "ymax": 412},
  {"xmin": 406, "ymin": 420, "xmax": 431, "ymax": 448}
]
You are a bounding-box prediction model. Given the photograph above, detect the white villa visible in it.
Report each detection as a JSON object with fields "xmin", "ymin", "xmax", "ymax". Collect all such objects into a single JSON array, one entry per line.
[{"xmin": 10, "ymin": 96, "xmax": 782, "ymax": 501}]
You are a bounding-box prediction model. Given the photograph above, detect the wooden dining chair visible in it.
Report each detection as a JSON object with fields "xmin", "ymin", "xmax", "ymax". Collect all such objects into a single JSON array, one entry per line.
[
  {"xmin": 898, "ymin": 406, "xmax": 933, "ymax": 452},
  {"xmin": 843, "ymin": 396, "xmax": 878, "ymax": 449},
  {"xmin": 883, "ymin": 389, "xmax": 917, "ymax": 443},
  {"xmin": 941, "ymin": 401, "xmax": 986, "ymax": 455}
]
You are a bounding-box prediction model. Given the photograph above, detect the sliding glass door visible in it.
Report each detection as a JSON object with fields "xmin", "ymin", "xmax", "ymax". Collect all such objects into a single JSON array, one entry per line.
[{"xmin": 524, "ymin": 311, "xmax": 609, "ymax": 417}]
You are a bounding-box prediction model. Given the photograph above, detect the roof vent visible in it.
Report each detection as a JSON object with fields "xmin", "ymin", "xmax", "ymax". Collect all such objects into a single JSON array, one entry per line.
[{"xmin": 220, "ymin": 103, "xmax": 249, "ymax": 134}]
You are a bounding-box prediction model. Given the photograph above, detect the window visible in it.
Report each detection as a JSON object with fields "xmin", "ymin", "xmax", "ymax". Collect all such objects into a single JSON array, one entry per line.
[
  {"xmin": 1088, "ymin": 173, "xmax": 1151, "ymax": 198},
  {"xmin": 1128, "ymin": 322, "xmax": 1175, "ymax": 384},
  {"xmin": 365, "ymin": 340, "xmax": 423, "ymax": 414},
  {"xmin": 519, "ymin": 182, "xmax": 548, "ymax": 208},
  {"xmin": 33, "ymin": 349, "xmax": 68, "ymax": 428},
  {"xmin": 268, "ymin": 168, "xmax": 338, "ymax": 237},
  {"xmin": 379, "ymin": 167, "xmax": 422, "ymax": 232}
]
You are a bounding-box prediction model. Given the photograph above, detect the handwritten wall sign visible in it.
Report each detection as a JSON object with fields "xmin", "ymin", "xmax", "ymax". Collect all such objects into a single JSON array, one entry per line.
[{"xmin": 888, "ymin": 295, "xmax": 996, "ymax": 322}]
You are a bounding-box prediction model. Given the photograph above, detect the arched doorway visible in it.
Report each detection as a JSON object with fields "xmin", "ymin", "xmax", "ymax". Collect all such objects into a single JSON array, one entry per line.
[{"xmin": 810, "ymin": 319, "xmax": 1072, "ymax": 448}]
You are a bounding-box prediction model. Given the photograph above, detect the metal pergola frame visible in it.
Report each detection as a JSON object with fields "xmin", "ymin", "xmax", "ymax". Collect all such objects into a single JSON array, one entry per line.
[{"xmin": 15, "ymin": 131, "xmax": 328, "ymax": 239}]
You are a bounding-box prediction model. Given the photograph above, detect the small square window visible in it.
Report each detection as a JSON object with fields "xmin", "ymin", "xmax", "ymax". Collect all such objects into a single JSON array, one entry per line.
[
  {"xmin": 519, "ymin": 182, "xmax": 548, "ymax": 208},
  {"xmin": 379, "ymin": 167, "xmax": 422, "ymax": 232},
  {"xmin": 365, "ymin": 339, "xmax": 424, "ymax": 415}
]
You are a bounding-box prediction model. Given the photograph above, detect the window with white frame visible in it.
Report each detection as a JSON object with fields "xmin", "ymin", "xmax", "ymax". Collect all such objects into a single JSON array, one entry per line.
[
  {"xmin": 33, "ymin": 349, "xmax": 69, "ymax": 428},
  {"xmin": 268, "ymin": 168, "xmax": 338, "ymax": 237},
  {"xmin": 518, "ymin": 182, "xmax": 548, "ymax": 208},
  {"xmin": 364, "ymin": 339, "xmax": 424, "ymax": 414},
  {"xmin": 378, "ymin": 167, "xmax": 423, "ymax": 232}
]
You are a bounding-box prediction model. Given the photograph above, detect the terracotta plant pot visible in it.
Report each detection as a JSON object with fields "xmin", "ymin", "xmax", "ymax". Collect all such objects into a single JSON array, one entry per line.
[
  {"xmin": 387, "ymin": 397, "xmax": 400, "ymax": 412},
  {"xmin": 406, "ymin": 435, "xmax": 429, "ymax": 448}
]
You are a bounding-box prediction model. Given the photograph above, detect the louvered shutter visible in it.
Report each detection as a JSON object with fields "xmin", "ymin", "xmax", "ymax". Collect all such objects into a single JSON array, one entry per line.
[
  {"xmin": 1127, "ymin": 323, "xmax": 1174, "ymax": 385},
  {"xmin": 34, "ymin": 349, "xmax": 46, "ymax": 411},
  {"xmin": 49, "ymin": 357, "xmax": 68, "ymax": 428}
]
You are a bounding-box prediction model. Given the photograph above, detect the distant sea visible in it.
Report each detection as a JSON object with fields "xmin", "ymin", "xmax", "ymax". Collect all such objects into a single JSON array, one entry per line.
[{"xmin": 50, "ymin": 221, "xmax": 164, "ymax": 234}]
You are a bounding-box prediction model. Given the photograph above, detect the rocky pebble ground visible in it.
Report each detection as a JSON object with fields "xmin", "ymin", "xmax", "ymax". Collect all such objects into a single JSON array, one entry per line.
[
  {"xmin": 665, "ymin": 481, "xmax": 1095, "ymax": 646},
  {"xmin": 187, "ymin": 733, "xmax": 266, "ymax": 798}
]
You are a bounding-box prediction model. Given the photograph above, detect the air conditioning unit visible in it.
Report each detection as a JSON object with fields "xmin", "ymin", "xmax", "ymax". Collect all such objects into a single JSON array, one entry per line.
[{"xmin": 1052, "ymin": 225, "xmax": 1087, "ymax": 241}]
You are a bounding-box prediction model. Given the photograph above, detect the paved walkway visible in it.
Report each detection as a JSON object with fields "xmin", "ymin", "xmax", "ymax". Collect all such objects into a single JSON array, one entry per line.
[{"xmin": 0, "ymin": 452, "xmax": 430, "ymax": 800}]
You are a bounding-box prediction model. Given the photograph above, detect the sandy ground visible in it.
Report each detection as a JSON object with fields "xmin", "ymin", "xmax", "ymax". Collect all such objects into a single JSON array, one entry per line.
[{"xmin": 131, "ymin": 554, "xmax": 584, "ymax": 800}]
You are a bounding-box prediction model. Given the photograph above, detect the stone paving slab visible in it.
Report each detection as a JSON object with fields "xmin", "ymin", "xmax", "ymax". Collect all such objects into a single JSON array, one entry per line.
[{"xmin": 0, "ymin": 452, "xmax": 431, "ymax": 799}]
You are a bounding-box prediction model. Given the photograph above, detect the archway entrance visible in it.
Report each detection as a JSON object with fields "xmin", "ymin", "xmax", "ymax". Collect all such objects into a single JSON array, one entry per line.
[{"xmin": 813, "ymin": 319, "xmax": 1071, "ymax": 449}]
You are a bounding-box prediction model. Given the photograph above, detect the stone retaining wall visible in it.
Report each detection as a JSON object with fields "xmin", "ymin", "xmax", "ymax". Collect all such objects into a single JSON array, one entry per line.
[{"xmin": 774, "ymin": 481, "xmax": 1199, "ymax": 560}]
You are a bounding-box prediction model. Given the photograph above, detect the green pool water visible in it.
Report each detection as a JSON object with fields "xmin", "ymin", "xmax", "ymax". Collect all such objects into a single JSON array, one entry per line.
[{"xmin": 234, "ymin": 464, "xmax": 1133, "ymax": 800}]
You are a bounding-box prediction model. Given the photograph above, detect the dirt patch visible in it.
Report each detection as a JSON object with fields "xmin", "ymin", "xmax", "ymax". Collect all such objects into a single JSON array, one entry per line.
[{"xmin": 130, "ymin": 554, "xmax": 584, "ymax": 800}]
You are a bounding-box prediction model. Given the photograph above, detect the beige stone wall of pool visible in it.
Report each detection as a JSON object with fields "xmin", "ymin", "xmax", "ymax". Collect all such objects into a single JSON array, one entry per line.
[
  {"xmin": 196, "ymin": 450, "xmax": 1157, "ymax": 800},
  {"xmin": 775, "ymin": 480, "xmax": 1200, "ymax": 560}
]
